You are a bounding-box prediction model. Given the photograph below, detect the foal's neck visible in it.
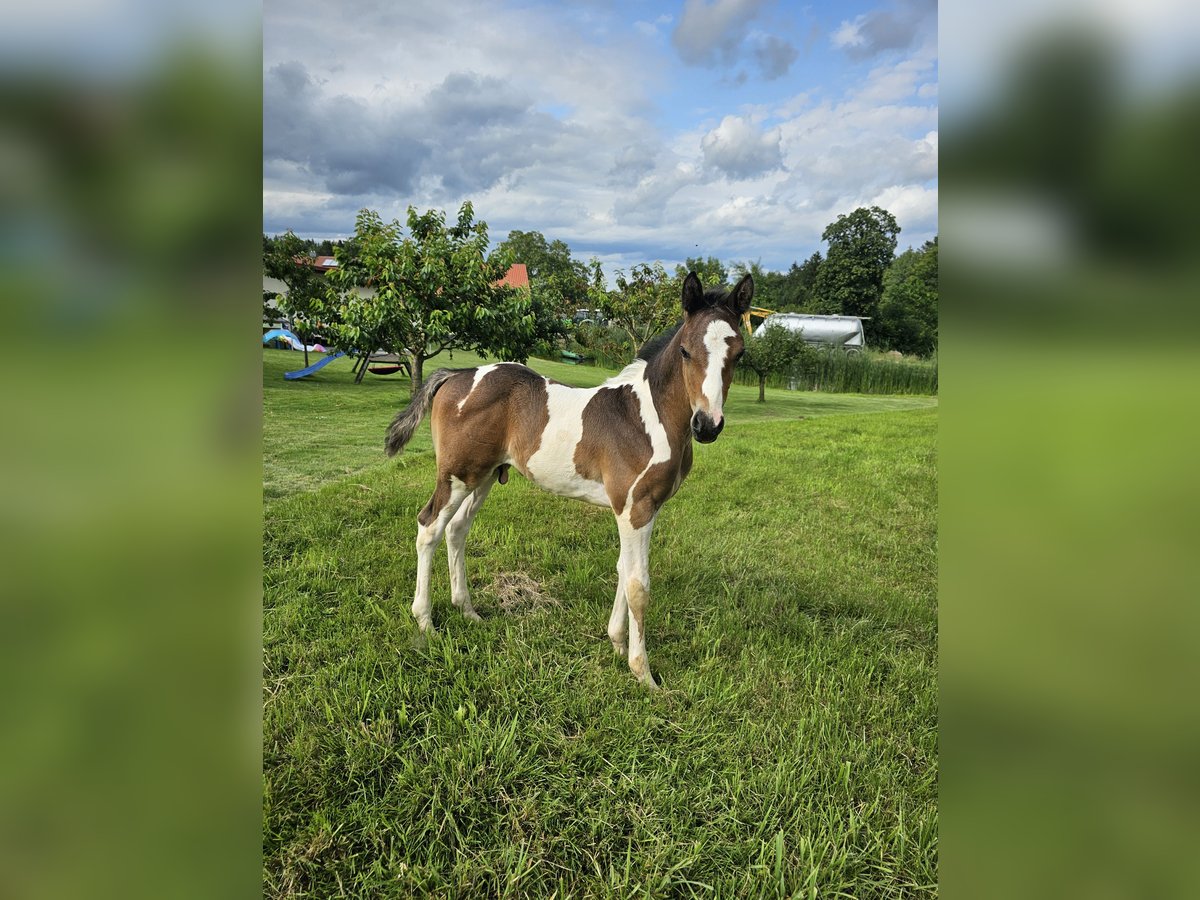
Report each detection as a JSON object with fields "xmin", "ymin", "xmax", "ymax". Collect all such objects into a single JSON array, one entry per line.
[{"xmin": 643, "ymin": 331, "xmax": 693, "ymax": 445}]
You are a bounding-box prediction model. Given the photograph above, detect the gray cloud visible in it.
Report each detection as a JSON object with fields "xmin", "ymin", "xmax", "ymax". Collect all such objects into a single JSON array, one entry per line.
[
  {"xmin": 672, "ymin": 0, "xmax": 767, "ymax": 67},
  {"xmin": 834, "ymin": 0, "xmax": 937, "ymax": 60},
  {"xmin": 754, "ymin": 34, "xmax": 798, "ymax": 80},
  {"xmin": 672, "ymin": 0, "xmax": 797, "ymax": 80},
  {"xmin": 263, "ymin": 63, "xmax": 561, "ymax": 199}
]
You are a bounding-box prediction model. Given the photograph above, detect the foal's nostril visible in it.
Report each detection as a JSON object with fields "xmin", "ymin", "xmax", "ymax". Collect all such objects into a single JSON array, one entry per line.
[{"xmin": 691, "ymin": 412, "xmax": 723, "ymax": 443}]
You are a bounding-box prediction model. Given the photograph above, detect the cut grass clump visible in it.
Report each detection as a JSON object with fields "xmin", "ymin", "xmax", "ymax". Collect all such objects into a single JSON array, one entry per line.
[{"xmin": 484, "ymin": 572, "xmax": 560, "ymax": 617}]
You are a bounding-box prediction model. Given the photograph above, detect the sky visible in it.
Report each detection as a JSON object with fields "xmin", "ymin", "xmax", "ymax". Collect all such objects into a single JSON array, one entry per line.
[{"xmin": 263, "ymin": 0, "xmax": 938, "ymax": 279}]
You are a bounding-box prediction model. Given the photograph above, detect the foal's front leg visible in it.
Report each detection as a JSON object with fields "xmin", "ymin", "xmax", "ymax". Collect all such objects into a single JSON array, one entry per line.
[
  {"xmin": 616, "ymin": 511, "xmax": 659, "ymax": 689},
  {"xmin": 607, "ymin": 557, "xmax": 628, "ymax": 657}
]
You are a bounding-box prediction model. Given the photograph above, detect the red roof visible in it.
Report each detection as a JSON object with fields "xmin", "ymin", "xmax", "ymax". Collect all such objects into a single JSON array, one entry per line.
[
  {"xmin": 292, "ymin": 255, "xmax": 339, "ymax": 272},
  {"xmin": 495, "ymin": 263, "xmax": 529, "ymax": 289}
]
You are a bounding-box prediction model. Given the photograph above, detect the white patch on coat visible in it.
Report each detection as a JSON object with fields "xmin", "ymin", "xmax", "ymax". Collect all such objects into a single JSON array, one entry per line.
[
  {"xmin": 521, "ymin": 360, "xmax": 669, "ymax": 510},
  {"xmin": 522, "ymin": 379, "xmax": 610, "ymax": 506},
  {"xmin": 699, "ymin": 319, "xmax": 737, "ymax": 420},
  {"xmin": 622, "ymin": 364, "xmax": 674, "ymax": 512},
  {"xmin": 458, "ymin": 363, "xmax": 504, "ymax": 412}
]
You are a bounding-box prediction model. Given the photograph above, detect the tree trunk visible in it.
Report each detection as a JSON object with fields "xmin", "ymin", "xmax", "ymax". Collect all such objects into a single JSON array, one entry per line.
[
  {"xmin": 410, "ymin": 353, "xmax": 425, "ymax": 392},
  {"xmin": 758, "ymin": 374, "xmax": 766, "ymax": 403},
  {"xmin": 303, "ymin": 345, "xmax": 309, "ymax": 368}
]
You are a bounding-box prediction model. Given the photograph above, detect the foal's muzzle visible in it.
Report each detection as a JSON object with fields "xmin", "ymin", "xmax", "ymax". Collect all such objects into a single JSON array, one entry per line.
[{"xmin": 691, "ymin": 411, "xmax": 724, "ymax": 443}]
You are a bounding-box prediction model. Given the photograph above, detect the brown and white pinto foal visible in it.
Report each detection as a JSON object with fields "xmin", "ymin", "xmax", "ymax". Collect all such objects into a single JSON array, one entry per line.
[{"xmin": 385, "ymin": 272, "xmax": 752, "ymax": 688}]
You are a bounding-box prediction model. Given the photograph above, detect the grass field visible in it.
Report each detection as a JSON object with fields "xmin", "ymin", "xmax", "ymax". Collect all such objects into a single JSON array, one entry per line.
[{"xmin": 263, "ymin": 348, "xmax": 938, "ymax": 897}]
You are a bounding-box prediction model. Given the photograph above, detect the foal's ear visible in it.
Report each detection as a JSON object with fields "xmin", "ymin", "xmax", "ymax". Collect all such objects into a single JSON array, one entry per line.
[
  {"xmin": 726, "ymin": 274, "xmax": 754, "ymax": 315},
  {"xmin": 681, "ymin": 271, "xmax": 705, "ymax": 315}
]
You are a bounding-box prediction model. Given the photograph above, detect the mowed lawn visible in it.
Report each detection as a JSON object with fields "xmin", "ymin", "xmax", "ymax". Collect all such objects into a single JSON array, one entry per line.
[{"xmin": 263, "ymin": 348, "xmax": 938, "ymax": 898}]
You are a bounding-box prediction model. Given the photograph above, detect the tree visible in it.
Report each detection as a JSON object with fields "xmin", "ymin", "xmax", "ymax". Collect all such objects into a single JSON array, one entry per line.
[
  {"xmin": 782, "ymin": 252, "xmax": 823, "ymax": 310},
  {"xmin": 877, "ymin": 237, "xmax": 938, "ymax": 356},
  {"xmin": 739, "ymin": 323, "xmax": 816, "ymax": 402},
  {"xmin": 496, "ymin": 229, "xmax": 590, "ymax": 319},
  {"xmin": 601, "ymin": 262, "xmax": 682, "ymax": 355},
  {"xmin": 263, "ymin": 230, "xmax": 331, "ymax": 367},
  {"xmin": 812, "ymin": 206, "xmax": 900, "ymax": 341},
  {"xmin": 326, "ymin": 203, "xmax": 537, "ymax": 390},
  {"xmin": 674, "ymin": 256, "xmax": 727, "ymax": 287}
]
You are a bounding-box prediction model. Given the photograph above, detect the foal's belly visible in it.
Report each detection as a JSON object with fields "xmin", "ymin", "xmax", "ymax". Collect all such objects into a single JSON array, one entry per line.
[{"xmin": 520, "ymin": 459, "xmax": 611, "ymax": 507}]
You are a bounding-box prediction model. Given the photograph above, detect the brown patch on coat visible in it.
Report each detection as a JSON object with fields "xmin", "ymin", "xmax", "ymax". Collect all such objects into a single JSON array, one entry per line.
[
  {"xmin": 677, "ymin": 308, "xmax": 742, "ymax": 418},
  {"xmin": 574, "ymin": 385, "xmax": 653, "ymax": 514},
  {"xmin": 627, "ymin": 578, "xmax": 651, "ymax": 677},
  {"xmin": 417, "ymin": 476, "xmax": 452, "ymax": 527},
  {"xmin": 421, "ymin": 365, "xmax": 551, "ymax": 520},
  {"xmin": 628, "ymin": 441, "xmax": 693, "ymax": 529},
  {"xmin": 643, "ymin": 328, "xmax": 697, "ymax": 439}
]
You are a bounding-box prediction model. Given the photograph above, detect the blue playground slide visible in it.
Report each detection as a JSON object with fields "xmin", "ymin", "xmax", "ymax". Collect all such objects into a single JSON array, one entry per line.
[{"xmin": 284, "ymin": 351, "xmax": 346, "ymax": 380}]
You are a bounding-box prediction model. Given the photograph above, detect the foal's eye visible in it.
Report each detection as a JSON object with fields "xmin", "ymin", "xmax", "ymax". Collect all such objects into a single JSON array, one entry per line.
[{"xmin": 680, "ymin": 347, "xmax": 691, "ymax": 360}]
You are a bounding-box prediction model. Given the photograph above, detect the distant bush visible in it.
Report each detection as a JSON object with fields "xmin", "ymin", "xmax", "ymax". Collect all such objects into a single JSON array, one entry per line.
[
  {"xmin": 566, "ymin": 322, "xmax": 633, "ymax": 369},
  {"xmin": 734, "ymin": 347, "xmax": 938, "ymax": 395}
]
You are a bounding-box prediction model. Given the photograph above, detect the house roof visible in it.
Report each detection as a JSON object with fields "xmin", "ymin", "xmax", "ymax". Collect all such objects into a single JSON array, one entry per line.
[
  {"xmin": 495, "ymin": 263, "xmax": 529, "ymax": 289},
  {"xmin": 292, "ymin": 255, "xmax": 339, "ymax": 272}
]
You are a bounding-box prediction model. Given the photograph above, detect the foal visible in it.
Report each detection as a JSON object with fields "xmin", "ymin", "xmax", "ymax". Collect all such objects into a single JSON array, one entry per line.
[{"xmin": 385, "ymin": 272, "xmax": 752, "ymax": 687}]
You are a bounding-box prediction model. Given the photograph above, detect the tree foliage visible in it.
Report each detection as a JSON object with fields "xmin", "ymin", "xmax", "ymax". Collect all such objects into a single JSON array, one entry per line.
[
  {"xmin": 674, "ymin": 256, "xmax": 728, "ymax": 287},
  {"xmin": 739, "ymin": 322, "xmax": 816, "ymax": 402},
  {"xmin": 496, "ymin": 229, "xmax": 590, "ymax": 319},
  {"xmin": 263, "ymin": 229, "xmax": 336, "ymax": 365},
  {"xmin": 812, "ymin": 206, "xmax": 900, "ymax": 339},
  {"xmin": 877, "ymin": 237, "xmax": 938, "ymax": 356},
  {"xmin": 600, "ymin": 262, "xmax": 682, "ymax": 354},
  {"xmin": 325, "ymin": 203, "xmax": 539, "ymax": 389}
]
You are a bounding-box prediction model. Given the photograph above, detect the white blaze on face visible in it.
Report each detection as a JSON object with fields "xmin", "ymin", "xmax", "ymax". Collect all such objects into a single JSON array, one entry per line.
[{"xmin": 699, "ymin": 319, "xmax": 737, "ymax": 422}]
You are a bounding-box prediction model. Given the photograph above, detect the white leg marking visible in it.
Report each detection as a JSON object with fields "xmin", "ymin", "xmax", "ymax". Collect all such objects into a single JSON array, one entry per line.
[
  {"xmin": 412, "ymin": 477, "xmax": 471, "ymax": 631},
  {"xmin": 699, "ymin": 319, "xmax": 736, "ymax": 424},
  {"xmin": 446, "ymin": 475, "xmax": 496, "ymax": 622},
  {"xmin": 608, "ymin": 550, "xmax": 629, "ymax": 656},
  {"xmin": 618, "ymin": 513, "xmax": 658, "ymax": 688}
]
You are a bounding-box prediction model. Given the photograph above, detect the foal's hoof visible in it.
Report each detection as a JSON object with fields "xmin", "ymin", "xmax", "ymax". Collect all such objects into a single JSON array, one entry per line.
[
  {"xmin": 462, "ymin": 608, "xmax": 483, "ymax": 623},
  {"xmin": 629, "ymin": 656, "xmax": 658, "ymax": 690},
  {"xmin": 611, "ymin": 639, "xmax": 628, "ymax": 657}
]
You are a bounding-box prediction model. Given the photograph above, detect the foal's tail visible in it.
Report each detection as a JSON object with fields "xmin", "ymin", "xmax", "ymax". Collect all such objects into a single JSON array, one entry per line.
[{"xmin": 385, "ymin": 368, "xmax": 460, "ymax": 457}]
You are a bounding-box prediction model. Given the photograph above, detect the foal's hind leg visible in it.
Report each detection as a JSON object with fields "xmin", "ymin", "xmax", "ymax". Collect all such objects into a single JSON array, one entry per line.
[
  {"xmin": 412, "ymin": 476, "xmax": 471, "ymax": 632},
  {"xmin": 446, "ymin": 473, "xmax": 497, "ymax": 622}
]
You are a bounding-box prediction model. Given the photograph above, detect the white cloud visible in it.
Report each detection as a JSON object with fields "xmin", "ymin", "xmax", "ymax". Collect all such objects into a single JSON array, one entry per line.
[
  {"xmin": 700, "ymin": 115, "xmax": 784, "ymax": 179},
  {"xmin": 832, "ymin": 16, "xmax": 867, "ymax": 51}
]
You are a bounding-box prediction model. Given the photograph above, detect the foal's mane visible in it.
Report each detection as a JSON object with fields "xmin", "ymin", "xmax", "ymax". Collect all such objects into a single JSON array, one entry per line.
[
  {"xmin": 635, "ymin": 285, "xmax": 737, "ymax": 362},
  {"xmin": 636, "ymin": 324, "xmax": 680, "ymax": 362}
]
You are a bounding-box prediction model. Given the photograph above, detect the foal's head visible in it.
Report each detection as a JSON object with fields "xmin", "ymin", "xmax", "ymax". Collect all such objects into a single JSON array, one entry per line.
[{"xmin": 677, "ymin": 271, "xmax": 752, "ymax": 443}]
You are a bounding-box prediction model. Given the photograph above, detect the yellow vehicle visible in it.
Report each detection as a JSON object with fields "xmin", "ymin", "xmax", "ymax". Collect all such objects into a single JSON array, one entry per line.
[{"xmin": 741, "ymin": 307, "xmax": 776, "ymax": 337}]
